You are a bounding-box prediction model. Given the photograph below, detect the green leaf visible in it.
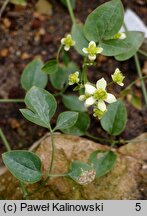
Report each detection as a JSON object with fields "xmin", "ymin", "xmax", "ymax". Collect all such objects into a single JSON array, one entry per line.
[
  {"xmin": 50, "ymin": 66, "xmax": 67, "ymax": 90},
  {"xmin": 61, "ymin": 112, "xmax": 90, "ymax": 136},
  {"xmin": 115, "ymin": 31, "xmax": 144, "ymax": 61},
  {"xmin": 68, "ymin": 160, "xmax": 96, "ymax": 185},
  {"xmin": 130, "ymin": 94, "xmax": 142, "ymax": 110},
  {"xmin": 21, "ymin": 59, "xmax": 48, "ymax": 91},
  {"xmin": 99, "ymin": 36, "xmax": 129, "ymax": 56},
  {"xmin": 62, "ymin": 94, "xmax": 86, "ymax": 112},
  {"xmin": 100, "ymin": 100, "xmax": 127, "ymax": 136},
  {"xmin": 20, "ymin": 86, "xmax": 57, "ymax": 128},
  {"xmin": 89, "ymin": 150, "xmax": 117, "ymax": 178},
  {"xmin": 2, "ymin": 150, "xmax": 42, "ymax": 183},
  {"xmin": 10, "ymin": 0, "xmax": 27, "ymax": 6},
  {"xmin": 63, "ymin": 62, "xmax": 80, "ymax": 76},
  {"xmin": 71, "ymin": 24, "xmax": 89, "ymax": 56},
  {"xmin": 84, "ymin": 0, "xmax": 124, "ymax": 42},
  {"xmin": 54, "ymin": 111, "xmax": 78, "ymax": 130},
  {"xmin": 42, "ymin": 59, "xmax": 58, "ymax": 74},
  {"xmin": 60, "ymin": 0, "xmax": 76, "ymax": 9}
]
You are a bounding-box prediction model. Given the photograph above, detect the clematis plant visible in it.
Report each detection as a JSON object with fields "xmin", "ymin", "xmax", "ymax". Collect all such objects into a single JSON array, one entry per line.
[{"xmin": 1, "ymin": 0, "xmax": 146, "ymax": 200}]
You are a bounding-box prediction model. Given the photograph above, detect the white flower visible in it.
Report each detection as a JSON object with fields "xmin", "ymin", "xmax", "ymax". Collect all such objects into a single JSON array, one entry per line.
[
  {"xmin": 80, "ymin": 78, "xmax": 116, "ymax": 111},
  {"xmin": 113, "ymin": 32, "xmax": 126, "ymax": 40},
  {"xmin": 61, "ymin": 34, "xmax": 75, "ymax": 51},
  {"xmin": 111, "ymin": 68, "xmax": 125, "ymax": 86},
  {"xmin": 93, "ymin": 108, "xmax": 106, "ymax": 119},
  {"xmin": 82, "ymin": 41, "xmax": 103, "ymax": 61},
  {"xmin": 68, "ymin": 71, "xmax": 79, "ymax": 85}
]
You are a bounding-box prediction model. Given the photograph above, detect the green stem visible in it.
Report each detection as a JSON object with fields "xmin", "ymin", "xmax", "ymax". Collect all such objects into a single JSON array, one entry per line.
[
  {"xmin": 107, "ymin": 81, "xmax": 114, "ymax": 87},
  {"xmin": 66, "ymin": 0, "xmax": 76, "ymax": 24},
  {"xmin": 48, "ymin": 125, "xmax": 54, "ymax": 173},
  {"xmin": 123, "ymin": 23, "xmax": 147, "ymax": 106},
  {"xmin": 0, "ymin": 128, "xmax": 28, "ymax": 199},
  {"xmin": 0, "ymin": 0, "xmax": 10, "ymax": 19},
  {"xmin": 19, "ymin": 181, "xmax": 28, "ymax": 200},
  {"xmin": 138, "ymin": 49, "xmax": 147, "ymax": 57},
  {"xmin": 124, "ymin": 75, "xmax": 147, "ymax": 90},
  {"xmin": 0, "ymin": 128, "xmax": 11, "ymax": 151},
  {"xmin": 134, "ymin": 53, "xmax": 147, "ymax": 106},
  {"xmin": 85, "ymin": 132, "xmax": 118, "ymax": 144},
  {"xmin": 82, "ymin": 57, "xmax": 88, "ymax": 84},
  {"xmin": 47, "ymin": 173, "xmax": 68, "ymax": 177},
  {"xmin": 56, "ymin": 45, "xmax": 62, "ymax": 63},
  {"xmin": 28, "ymin": 125, "xmax": 55, "ymax": 197},
  {"xmin": 0, "ymin": 99, "xmax": 24, "ymax": 103}
]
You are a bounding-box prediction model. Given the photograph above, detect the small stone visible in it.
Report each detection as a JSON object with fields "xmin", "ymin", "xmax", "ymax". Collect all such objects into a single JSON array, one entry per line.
[
  {"xmin": 21, "ymin": 52, "xmax": 30, "ymax": 60},
  {"xmin": 0, "ymin": 48, "xmax": 9, "ymax": 57},
  {"xmin": 35, "ymin": 0, "xmax": 53, "ymax": 16},
  {"xmin": 3, "ymin": 18, "xmax": 11, "ymax": 29}
]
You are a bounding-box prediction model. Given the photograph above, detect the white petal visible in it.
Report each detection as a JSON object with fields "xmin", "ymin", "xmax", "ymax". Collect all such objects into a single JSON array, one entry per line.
[
  {"xmin": 88, "ymin": 55, "xmax": 96, "ymax": 61},
  {"xmin": 85, "ymin": 84, "xmax": 96, "ymax": 94},
  {"xmin": 85, "ymin": 97, "xmax": 96, "ymax": 107},
  {"xmin": 61, "ymin": 38, "xmax": 65, "ymax": 44},
  {"xmin": 89, "ymin": 41, "xmax": 96, "ymax": 47},
  {"xmin": 97, "ymin": 100, "xmax": 106, "ymax": 111},
  {"xmin": 105, "ymin": 93, "xmax": 116, "ymax": 103},
  {"xmin": 64, "ymin": 46, "xmax": 70, "ymax": 51},
  {"xmin": 118, "ymin": 82, "xmax": 124, "ymax": 86},
  {"xmin": 96, "ymin": 78, "xmax": 107, "ymax": 90},
  {"xmin": 72, "ymin": 41, "xmax": 76, "ymax": 46},
  {"xmin": 96, "ymin": 47, "xmax": 103, "ymax": 54},
  {"xmin": 82, "ymin": 48, "xmax": 88, "ymax": 54},
  {"xmin": 119, "ymin": 33, "xmax": 126, "ymax": 40},
  {"xmin": 79, "ymin": 95, "xmax": 85, "ymax": 101}
]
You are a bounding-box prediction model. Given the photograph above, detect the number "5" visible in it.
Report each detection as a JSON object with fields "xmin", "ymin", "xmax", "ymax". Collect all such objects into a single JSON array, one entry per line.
[{"xmin": 135, "ymin": 203, "xmax": 141, "ymax": 211}]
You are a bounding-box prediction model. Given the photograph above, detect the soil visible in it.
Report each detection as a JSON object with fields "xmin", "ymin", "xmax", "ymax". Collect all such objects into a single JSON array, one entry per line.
[{"xmin": 0, "ymin": 0, "xmax": 147, "ymax": 167}]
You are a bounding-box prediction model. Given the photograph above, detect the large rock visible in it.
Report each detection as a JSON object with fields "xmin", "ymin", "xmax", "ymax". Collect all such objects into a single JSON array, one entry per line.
[{"xmin": 0, "ymin": 133, "xmax": 147, "ymax": 200}]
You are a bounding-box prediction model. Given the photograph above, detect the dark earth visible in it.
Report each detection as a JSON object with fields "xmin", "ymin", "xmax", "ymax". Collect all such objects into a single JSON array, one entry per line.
[{"xmin": 0, "ymin": 0, "xmax": 147, "ymax": 166}]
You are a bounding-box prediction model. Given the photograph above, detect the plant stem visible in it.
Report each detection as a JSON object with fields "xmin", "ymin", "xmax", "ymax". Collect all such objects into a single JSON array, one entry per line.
[
  {"xmin": 0, "ymin": 0, "xmax": 9, "ymax": 19},
  {"xmin": 134, "ymin": 53, "xmax": 147, "ymax": 106},
  {"xmin": 123, "ymin": 75, "xmax": 147, "ymax": 90},
  {"xmin": 138, "ymin": 49, "xmax": 147, "ymax": 57},
  {"xmin": 0, "ymin": 99, "xmax": 24, "ymax": 103},
  {"xmin": 48, "ymin": 125, "xmax": 54, "ymax": 174},
  {"xmin": 66, "ymin": 0, "xmax": 76, "ymax": 24},
  {"xmin": 0, "ymin": 128, "xmax": 11, "ymax": 151},
  {"xmin": 47, "ymin": 173, "xmax": 68, "ymax": 177},
  {"xmin": 28, "ymin": 125, "xmax": 55, "ymax": 197},
  {"xmin": 0, "ymin": 128, "xmax": 28, "ymax": 199},
  {"xmin": 85, "ymin": 132, "xmax": 118, "ymax": 144},
  {"xmin": 82, "ymin": 57, "xmax": 88, "ymax": 84},
  {"xmin": 56, "ymin": 45, "xmax": 62, "ymax": 63},
  {"xmin": 19, "ymin": 181, "xmax": 28, "ymax": 200}
]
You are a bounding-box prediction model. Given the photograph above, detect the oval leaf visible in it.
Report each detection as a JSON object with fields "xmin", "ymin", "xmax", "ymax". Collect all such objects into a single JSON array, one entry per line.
[
  {"xmin": 50, "ymin": 66, "xmax": 67, "ymax": 90},
  {"xmin": 71, "ymin": 24, "xmax": 89, "ymax": 56},
  {"xmin": 61, "ymin": 112, "xmax": 90, "ymax": 136},
  {"xmin": 20, "ymin": 86, "xmax": 57, "ymax": 128},
  {"xmin": 42, "ymin": 59, "xmax": 58, "ymax": 74},
  {"xmin": 2, "ymin": 150, "xmax": 42, "ymax": 183},
  {"xmin": 115, "ymin": 31, "xmax": 144, "ymax": 61},
  {"xmin": 89, "ymin": 150, "xmax": 117, "ymax": 178},
  {"xmin": 84, "ymin": 0, "xmax": 124, "ymax": 42},
  {"xmin": 21, "ymin": 59, "xmax": 48, "ymax": 91},
  {"xmin": 55, "ymin": 111, "xmax": 79, "ymax": 130},
  {"xmin": 100, "ymin": 100, "xmax": 127, "ymax": 136},
  {"xmin": 10, "ymin": 0, "xmax": 27, "ymax": 6},
  {"xmin": 62, "ymin": 94, "xmax": 86, "ymax": 112},
  {"xmin": 99, "ymin": 36, "xmax": 130, "ymax": 56},
  {"xmin": 68, "ymin": 160, "xmax": 96, "ymax": 185}
]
